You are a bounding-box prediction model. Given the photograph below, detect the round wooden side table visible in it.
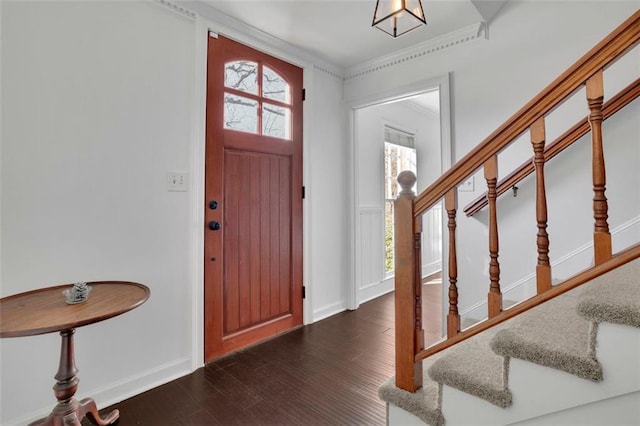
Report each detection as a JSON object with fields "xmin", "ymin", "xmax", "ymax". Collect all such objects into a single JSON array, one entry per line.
[{"xmin": 0, "ymin": 281, "xmax": 150, "ymax": 426}]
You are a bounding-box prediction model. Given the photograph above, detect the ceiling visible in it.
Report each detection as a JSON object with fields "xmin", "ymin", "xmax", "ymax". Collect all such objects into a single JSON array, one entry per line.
[
  {"xmin": 406, "ymin": 90, "xmax": 440, "ymax": 114},
  {"xmin": 198, "ymin": 0, "xmax": 508, "ymax": 70}
]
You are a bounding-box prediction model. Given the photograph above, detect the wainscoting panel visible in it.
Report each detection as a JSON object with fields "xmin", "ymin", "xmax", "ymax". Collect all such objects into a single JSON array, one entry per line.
[
  {"xmin": 359, "ymin": 207, "xmax": 389, "ymax": 303},
  {"xmin": 422, "ymin": 203, "xmax": 443, "ymax": 277},
  {"xmin": 459, "ymin": 214, "xmax": 640, "ymax": 324}
]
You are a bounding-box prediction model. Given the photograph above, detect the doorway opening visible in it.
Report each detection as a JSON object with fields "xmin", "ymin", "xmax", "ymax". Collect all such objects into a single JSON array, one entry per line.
[{"xmin": 349, "ymin": 76, "xmax": 452, "ymax": 341}]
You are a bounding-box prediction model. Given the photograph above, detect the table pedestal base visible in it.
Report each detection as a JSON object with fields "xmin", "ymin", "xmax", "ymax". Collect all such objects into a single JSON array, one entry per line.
[
  {"xmin": 29, "ymin": 398, "xmax": 119, "ymax": 426},
  {"xmin": 29, "ymin": 330, "xmax": 119, "ymax": 426}
]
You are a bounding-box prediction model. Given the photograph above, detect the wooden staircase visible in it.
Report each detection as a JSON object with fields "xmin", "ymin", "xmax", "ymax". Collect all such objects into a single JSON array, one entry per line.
[
  {"xmin": 380, "ymin": 259, "xmax": 640, "ymax": 425},
  {"xmin": 382, "ymin": 9, "xmax": 640, "ymax": 425}
]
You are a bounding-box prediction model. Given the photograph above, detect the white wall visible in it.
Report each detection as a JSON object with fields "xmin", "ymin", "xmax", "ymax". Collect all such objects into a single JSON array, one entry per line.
[
  {"xmin": 306, "ymin": 67, "xmax": 349, "ymax": 321},
  {"xmin": 344, "ymin": 1, "xmax": 640, "ymax": 320},
  {"xmin": 0, "ymin": 1, "xmax": 349, "ymax": 424},
  {"xmin": 355, "ymin": 100, "xmax": 442, "ymax": 303},
  {"xmin": 1, "ymin": 1, "xmax": 637, "ymax": 423},
  {"xmin": 0, "ymin": 2, "xmax": 196, "ymax": 423}
]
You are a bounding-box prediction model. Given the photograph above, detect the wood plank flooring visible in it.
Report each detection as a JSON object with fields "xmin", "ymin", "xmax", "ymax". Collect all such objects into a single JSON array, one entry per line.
[{"xmin": 86, "ymin": 282, "xmax": 442, "ymax": 426}]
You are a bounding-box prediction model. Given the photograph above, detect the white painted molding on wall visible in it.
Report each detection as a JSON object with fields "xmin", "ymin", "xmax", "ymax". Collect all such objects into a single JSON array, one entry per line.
[
  {"xmin": 189, "ymin": 15, "xmax": 208, "ymax": 372},
  {"xmin": 360, "ymin": 277, "xmax": 395, "ymax": 305},
  {"xmin": 182, "ymin": 0, "xmax": 343, "ymax": 77},
  {"xmin": 155, "ymin": 1, "xmax": 490, "ymax": 83},
  {"xmin": 345, "ymin": 22, "xmax": 486, "ymax": 80},
  {"xmin": 423, "ymin": 260, "xmax": 443, "ymax": 279},
  {"xmin": 313, "ymin": 64, "xmax": 344, "ymax": 81},
  {"xmin": 359, "ymin": 205, "xmax": 384, "ymax": 213},
  {"xmin": 459, "ymin": 215, "xmax": 640, "ymax": 322},
  {"xmin": 11, "ymin": 357, "xmax": 192, "ymax": 426},
  {"xmin": 313, "ymin": 301, "xmax": 348, "ymax": 322},
  {"xmin": 358, "ymin": 206, "xmax": 386, "ymax": 301},
  {"xmin": 152, "ymin": 0, "xmax": 197, "ymax": 20},
  {"xmin": 347, "ymin": 73, "xmax": 453, "ymax": 313}
]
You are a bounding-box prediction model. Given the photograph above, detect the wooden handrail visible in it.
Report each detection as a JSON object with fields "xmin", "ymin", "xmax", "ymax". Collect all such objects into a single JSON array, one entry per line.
[
  {"xmin": 463, "ymin": 77, "xmax": 640, "ymax": 217},
  {"xmin": 413, "ymin": 11, "xmax": 640, "ymax": 218}
]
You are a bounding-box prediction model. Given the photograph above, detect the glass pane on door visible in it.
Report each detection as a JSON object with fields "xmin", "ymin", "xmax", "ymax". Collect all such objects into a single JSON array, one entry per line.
[
  {"xmin": 225, "ymin": 61, "xmax": 258, "ymax": 95},
  {"xmin": 224, "ymin": 93, "xmax": 258, "ymax": 134},
  {"xmin": 263, "ymin": 103, "xmax": 290, "ymax": 139},
  {"xmin": 263, "ymin": 66, "xmax": 290, "ymax": 104}
]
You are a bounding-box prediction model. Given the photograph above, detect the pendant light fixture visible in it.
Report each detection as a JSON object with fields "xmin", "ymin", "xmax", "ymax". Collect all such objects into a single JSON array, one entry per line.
[{"xmin": 372, "ymin": 0, "xmax": 427, "ymax": 38}]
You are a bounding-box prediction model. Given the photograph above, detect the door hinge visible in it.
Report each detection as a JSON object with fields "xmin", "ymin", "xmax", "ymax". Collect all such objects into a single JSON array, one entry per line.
[
  {"xmin": 302, "ymin": 88, "xmax": 306, "ymax": 101},
  {"xmin": 302, "ymin": 186, "xmax": 306, "ymax": 199},
  {"xmin": 302, "ymin": 286, "xmax": 306, "ymax": 299}
]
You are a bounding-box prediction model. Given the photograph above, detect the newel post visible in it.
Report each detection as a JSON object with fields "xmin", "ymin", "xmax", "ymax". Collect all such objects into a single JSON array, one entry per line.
[{"xmin": 394, "ymin": 171, "xmax": 424, "ymax": 392}]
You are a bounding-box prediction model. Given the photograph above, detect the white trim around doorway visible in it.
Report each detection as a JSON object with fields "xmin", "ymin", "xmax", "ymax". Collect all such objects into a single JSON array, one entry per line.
[
  {"xmin": 189, "ymin": 13, "xmax": 317, "ymax": 372},
  {"xmin": 346, "ymin": 74, "xmax": 453, "ymax": 311}
]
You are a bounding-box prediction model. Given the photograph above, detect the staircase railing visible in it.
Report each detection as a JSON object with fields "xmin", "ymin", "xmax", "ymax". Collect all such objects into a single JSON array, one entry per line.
[
  {"xmin": 463, "ymin": 77, "xmax": 640, "ymax": 217},
  {"xmin": 393, "ymin": 10, "xmax": 640, "ymax": 392}
]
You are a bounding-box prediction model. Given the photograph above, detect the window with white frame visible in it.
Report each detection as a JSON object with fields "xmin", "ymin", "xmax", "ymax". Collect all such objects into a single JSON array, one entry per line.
[{"xmin": 384, "ymin": 126, "xmax": 417, "ymax": 273}]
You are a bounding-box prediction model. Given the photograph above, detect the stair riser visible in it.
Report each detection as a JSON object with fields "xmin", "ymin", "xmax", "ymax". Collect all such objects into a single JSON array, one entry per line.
[
  {"xmin": 436, "ymin": 322, "xmax": 639, "ymax": 425},
  {"xmin": 388, "ymin": 403, "xmax": 430, "ymax": 425}
]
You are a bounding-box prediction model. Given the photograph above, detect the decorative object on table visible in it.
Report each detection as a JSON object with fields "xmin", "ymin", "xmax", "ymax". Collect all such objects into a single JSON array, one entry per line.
[{"xmin": 62, "ymin": 281, "xmax": 92, "ymax": 304}]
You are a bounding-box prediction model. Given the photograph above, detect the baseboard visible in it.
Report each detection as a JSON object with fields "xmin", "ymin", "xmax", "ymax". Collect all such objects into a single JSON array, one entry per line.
[
  {"xmin": 313, "ymin": 300, "xmax": 347, "ymax": 322},
  {"xmin": 358, "ymin": 265, "xmax": 442, "ymax": 307},
  {"xmin": 10, "ymin": 357, "xmax": 193, "ymax": 426},
  {"xmin": 460, "ymin": 215, "xmax": 640, "ymax": 322},
  {"xmin": 422, "ymin": 260, "xmax": 443, "ymax": 279},
  {"xmin": 359, "ymin": 276, "xmax": 394, "ymax": 305}
]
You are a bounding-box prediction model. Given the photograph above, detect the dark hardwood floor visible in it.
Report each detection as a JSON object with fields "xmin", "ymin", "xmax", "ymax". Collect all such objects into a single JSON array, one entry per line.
[{"xmin": 87, "ymin": 281, "xmax": 442, "ymax": 426}]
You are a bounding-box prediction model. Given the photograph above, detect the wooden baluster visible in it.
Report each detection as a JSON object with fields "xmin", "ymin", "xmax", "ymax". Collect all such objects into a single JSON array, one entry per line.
[
  {"xmin": 394, "ymin": 171, "xmax": 423, "ymax": 392},
  {"xmin": 587, "ymin": 70, "xmax": 612, "ymax": 264},
  {"xmin": 531, "ymin": 118, "xmax": 552, "ymax": 293},
  {"xmin": 445, "ymin": 189, "xmax": 460, "ymax": 337},
  {"xmin": 414, "ymin": 217, "xmax": 425, "ymax": 354},
  {"xmin": 485, "ymin": 156, "xmax": 502, "ymax": 318}
]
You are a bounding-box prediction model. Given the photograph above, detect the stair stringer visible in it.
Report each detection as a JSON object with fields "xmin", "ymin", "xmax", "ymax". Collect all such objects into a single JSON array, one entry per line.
[
  {"xmin": 437, "ymin": 322, "xmax": 640, "ymax": 426},
  {"xmin": 507, "ymin": 390, "xmax": 640, "ymax": 425}
]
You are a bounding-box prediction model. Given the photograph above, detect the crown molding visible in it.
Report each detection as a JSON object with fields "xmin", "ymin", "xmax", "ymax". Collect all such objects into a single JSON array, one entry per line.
[
  {"xmin": 345, "ymin": 22, "xmax": 487, "ymax": 81},
  {"xmin": 150, "ymin": 1, "xmax": 486, "ymax": 84},
  {"xmin": 180, "ymin": 1, "xmax": 345, "ymax": 78},
  {"xmin": 152, "ymin": 0, "xmax": 197, "ymax": 20},
  {"xmin": 313, "ymin": 65, "xmax": 344, "ymax": 81}
]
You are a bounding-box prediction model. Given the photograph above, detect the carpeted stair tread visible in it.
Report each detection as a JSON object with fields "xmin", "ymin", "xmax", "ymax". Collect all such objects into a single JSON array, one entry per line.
[
  {"xmin": 378, "ymin": 357, "xmax": 444, "ymax": 426},
  {"xmin": 490, "ymin": 291, "xmax": 602, "ymax": 381},
  {"xmin": 576, "ymin": 258, "xmax": 640, "ymax": 327},
  {"xmin": 428, "ymin": 329, "xmax": 512, "ymax": 408}
]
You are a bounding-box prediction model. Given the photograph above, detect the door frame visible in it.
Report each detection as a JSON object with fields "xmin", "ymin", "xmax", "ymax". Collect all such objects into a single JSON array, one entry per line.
[
  {"xmin": 189, "ymin": 15, "xmax": 319, "ymax": 369},
  {"xmin": 346, "ymin": 74, "xmax": 453, "ymax": 315},
  {"xmin": 203, "ymin": 34, "xmax": 304, "ymax": 361}
]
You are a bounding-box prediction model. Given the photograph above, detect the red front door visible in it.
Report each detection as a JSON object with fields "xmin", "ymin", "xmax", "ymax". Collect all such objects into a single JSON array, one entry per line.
[{"xmin": 204, "ymin": 35, "xmax": 303, "ymax": 361}]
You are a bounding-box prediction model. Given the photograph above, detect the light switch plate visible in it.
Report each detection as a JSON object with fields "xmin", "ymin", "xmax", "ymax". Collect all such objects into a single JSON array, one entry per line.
[
  {"xmin": 167, "ymin": 172, "xmax": 188, "ymax": 192},
  {"xmin": 459, "ymin": 177, "xmax": 474, "ymax": 192}
]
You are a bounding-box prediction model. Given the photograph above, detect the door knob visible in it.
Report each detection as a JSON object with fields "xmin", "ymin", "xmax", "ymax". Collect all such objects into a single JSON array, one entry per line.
[
  {"xmin": 209, "ymin": 200, "xmax": 218, "ymax": 210},
  {"xmin": 208, "ymin": 221, "xmax": 221, "ymax": 231}
]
